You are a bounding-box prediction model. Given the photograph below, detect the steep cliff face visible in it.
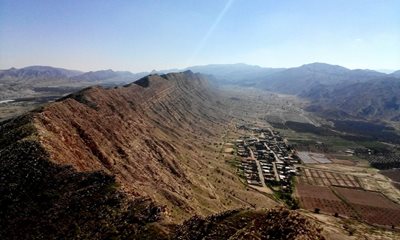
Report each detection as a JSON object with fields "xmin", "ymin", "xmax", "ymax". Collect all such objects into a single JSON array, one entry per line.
[{"xmin": 1, "ymin": 71, "xmax": 276, "ymax": 238}]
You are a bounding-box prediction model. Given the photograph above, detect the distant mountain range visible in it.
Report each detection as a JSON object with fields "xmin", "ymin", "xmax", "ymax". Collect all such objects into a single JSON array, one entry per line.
[
  {"xmin": 2, "ymin": 63, "xmax": 398, "ymax": 92},
  {"xmin": 185, "ymin": 63, "xmax": 285, "ymax": 86},
  {"xmin": 70, "ymin": 69, "xmax": 148, "ymax": 83},
  {"xmin": 0, "ymin": 66, "xmax": 147, "ymax": 85},
  {"xmin": 183, "ymin": 63, "xmax": 400, "ymax": 121},
  {"xmin": 0, "ymin": 65, "xmax": 83, "ymax": 79},
  {"xmin": 183, "ymin": 63, "xmax": 399, "ymax": 91},
  {"xmin": 303, "ymin": 77, "xmax": 400, "ymax": 121},
  {"xmin": 1, "ymin": 63, "xmax": 400, "ymax": 121},
  {"xmin": 0, "ymin": 66, "xmax": 147, "ymax": 99},
  {"xmin": 253, "ymin": 63, "xmax": 388, "ymax": 94}
]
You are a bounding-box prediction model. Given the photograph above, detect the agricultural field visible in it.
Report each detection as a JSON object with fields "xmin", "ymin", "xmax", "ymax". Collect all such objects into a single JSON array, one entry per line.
[
  {"xmin": 308, "ymin": 164, "xmax": 400, "ymax": 204},
  {"xmin": 297, "ymin": 151, "xmax": 332, "ymax": 164},
  {"xmin": 220, "ymin": 85, "xmax": 400, "ymax": 229},
  {"xmin": 333, "ymin": 187, "xmax": 400, "ymax": 227},
  {"xmin": 297, "ymin": 183, "xmax": 400, "ymax": 227},
  {"xmin": 380, "ymin": 169, "xmax": 400, "ymax": 183},
  {"xmin": 381, "ymin": 169, "xmax": 400, "ymax": 190},
  {"xmin": 298, "ymin": 167, "xmax": 362, "ymax": 188},
  {"xmin": 296, "ymin": 184, "xmax": 357, "ymax": 217},
  {"xmin": 296, "ymin": 165, "xmax": 400, "ymax": 227}
]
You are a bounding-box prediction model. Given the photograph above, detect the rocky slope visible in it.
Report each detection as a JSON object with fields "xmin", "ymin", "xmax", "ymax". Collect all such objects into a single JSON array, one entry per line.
[
  {"xmin": 0, "ymin": 112, "xmax": 165, "ymax": 239},
  {"xmin": 173, "ymin": 208, "xmax": 325, "ymax": 240},
  {"xmin": 303, "ymin": 77, "xmax": 400, "ymax": 121},
  {"xmin": 1, "ymin": 71, "xmax": 280, "ymax": 238}
]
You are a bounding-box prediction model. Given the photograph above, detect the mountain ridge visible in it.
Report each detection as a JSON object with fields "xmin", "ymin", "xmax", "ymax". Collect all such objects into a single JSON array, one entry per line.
[
  {"xmin": 254, "ymin": 62, "xmax": 388, "ymax": 94},
  {"xmin": 2, "ymin": 63, "xmax": 399, "ymax": 122},
  {"xmin": 1, "ymin": 63, "xmax": 394, "ymax": 89},
  {"xmin": 1, "ymin": 71, "xmax": 277, "ymax": 238},
  {"xmin": 303, "ymin": 77, "xmax": 400, "ymax": 121}
]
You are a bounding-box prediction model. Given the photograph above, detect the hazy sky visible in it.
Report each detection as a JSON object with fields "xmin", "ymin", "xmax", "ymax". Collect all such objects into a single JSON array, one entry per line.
[{"xmin": 0, "ymin": 0, "xmax": 399, "ymax": 72}]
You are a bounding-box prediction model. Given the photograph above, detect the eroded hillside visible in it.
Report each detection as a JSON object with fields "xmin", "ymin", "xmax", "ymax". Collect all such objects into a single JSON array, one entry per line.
[{"xmin": 1, "ymin": 71, "xmax": 278, "ymax": 238}]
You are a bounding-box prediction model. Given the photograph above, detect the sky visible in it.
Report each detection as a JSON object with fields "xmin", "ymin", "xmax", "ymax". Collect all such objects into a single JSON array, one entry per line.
[{"xmin": 0, "ymin": 0, "xmax": 399, "ymax": 72}]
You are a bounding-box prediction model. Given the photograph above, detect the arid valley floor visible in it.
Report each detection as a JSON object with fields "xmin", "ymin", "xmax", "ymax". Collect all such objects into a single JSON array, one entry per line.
[{"xmin": 219, "ymin": 86, "xmax": 400, "ymax": 239}]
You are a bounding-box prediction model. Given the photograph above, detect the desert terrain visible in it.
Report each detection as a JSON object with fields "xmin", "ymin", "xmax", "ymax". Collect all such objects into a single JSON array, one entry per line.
[{"xmin": 2, "ymin": 73, "xmax": 400, "ymax": 239}]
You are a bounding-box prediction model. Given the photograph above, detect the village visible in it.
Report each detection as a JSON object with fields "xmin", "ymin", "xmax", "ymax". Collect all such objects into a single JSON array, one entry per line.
[{"xmin": 235, "ymin": 125, "xmax": 300, "ymax": 192}]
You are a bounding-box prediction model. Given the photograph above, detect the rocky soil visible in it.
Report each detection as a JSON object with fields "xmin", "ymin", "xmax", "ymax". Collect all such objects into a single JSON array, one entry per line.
[
  {"xmin": 1, "ymin": 71, "xmax": 280, "ymax": 239},
  {"xmin": 173, "ymin": 207, "xmax": 325, "ymax": 240}
]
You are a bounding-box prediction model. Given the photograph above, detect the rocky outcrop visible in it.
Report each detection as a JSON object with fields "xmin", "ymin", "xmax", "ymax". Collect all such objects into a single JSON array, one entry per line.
[{"xmin": 173, "ymin": 208, "xmax": 325, "ymax": 240}]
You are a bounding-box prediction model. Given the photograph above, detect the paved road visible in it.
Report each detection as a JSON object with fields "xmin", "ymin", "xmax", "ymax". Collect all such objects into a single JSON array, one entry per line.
[
  {"xmin": 248, "ymin": 148, "xmax": 267, "ymax": 187},
  {"xmin": 272, "ymin": 162, "xmax": 280, "ymax": 182},
  {"xmin": 263, "ymin": 143, "xmax": 281, "ymax": 182},
  {"xmin": 248, "ymin": 134, "xmax": 282, "ymax": 186}
]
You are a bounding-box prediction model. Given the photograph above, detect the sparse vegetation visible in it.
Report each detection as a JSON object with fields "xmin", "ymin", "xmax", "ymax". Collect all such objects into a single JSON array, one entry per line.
[{"xmin": 173, "ymin": 208, "xmax": 325, "ymax": 240}]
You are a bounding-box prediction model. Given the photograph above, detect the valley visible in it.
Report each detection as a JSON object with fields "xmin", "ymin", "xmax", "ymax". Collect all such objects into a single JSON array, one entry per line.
[
  {"xmin": 2, "ymin": 70, "xmax": 400, "ymax": 239},
  {"xmin": 218, "ymin": 87, "xmax": 400, "ymax": 238},
  {"xmin": 2, "ymin": 0, "xmax": 398, "ymax": 238}
]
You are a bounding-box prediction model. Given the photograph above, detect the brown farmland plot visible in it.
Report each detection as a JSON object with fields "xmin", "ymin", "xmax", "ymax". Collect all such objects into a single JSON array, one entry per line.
[
  {"xmin": 333, "ymin": 187, "xmax": 400, "ymax": 226},
  {"xmin": 299, "ymin": 167, "xmax": 362, "ymax": 188},
  {"xmin": 296, "ymin": 184, "xmax": 357, "ymax": 217}
]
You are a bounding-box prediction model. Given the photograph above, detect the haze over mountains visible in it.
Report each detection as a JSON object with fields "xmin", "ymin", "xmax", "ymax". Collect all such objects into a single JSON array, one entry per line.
[
  {"xmin": 2, "ymin": 62, "xmax": 398, "ymax": 91},
  {"xmin": 185, "ymin": 63, "xmax": 285, "ymax": 86},
  {"xmin": 0, "ymin": 66, "xmax": 146, "ymax": 98},
  {"xmin": 303, "ymin": 77, "xmax": 400, "ymax": 121},
  {"xmin": 2, "ymin": 62, "xmax": 399, "ymax": 122}
]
